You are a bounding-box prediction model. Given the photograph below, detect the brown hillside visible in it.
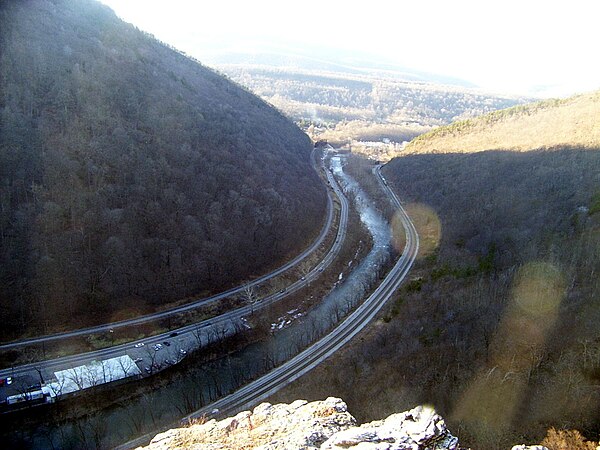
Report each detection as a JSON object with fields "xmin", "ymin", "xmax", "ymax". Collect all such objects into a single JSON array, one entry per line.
[
  {"xmin": 406, "ymin": 90, "xmax": 600, "ymax": 153},
  {"xmin": 270, "ymin": 92, "xmax": 600, "ymax": 449}
]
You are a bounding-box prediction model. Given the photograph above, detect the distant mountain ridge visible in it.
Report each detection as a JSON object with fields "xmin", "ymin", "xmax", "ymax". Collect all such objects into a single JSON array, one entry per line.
[
  {"xmin": 203, "ymin": 41, "xmax": 478, "ymax": 88},
  {"xmin": 187, "ymin": 37, "xmax": 529, "ymax": 156},
  {"xmin": 0, "ymin": 0, "xmax": 326, "ymax": 336},
  {"xmin": 187, "ymin": 35, "xmax": 475, "ymax": 87},
  {"xmin": 218, "ymin": 64, "xmax": 524, "ymax": 132}
]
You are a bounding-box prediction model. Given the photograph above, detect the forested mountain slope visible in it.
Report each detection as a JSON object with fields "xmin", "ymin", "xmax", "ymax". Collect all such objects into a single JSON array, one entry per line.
[
  {"xmin": 220, "ymin": 65, "xmax": 525, "ymax": 148},
  {"xmin": 272, "ymin": 92, "xmax": 600, "ymax": 449},
  {"xmin": 406, "ymin": 90, "xmax": 600, "ymax": 153},
  {"xmin": 0, "ymin": 0, "xmax": 326, "ymax": 338},
  {"xmin": 377, "ymin": 92, "xmax": 600, "ymax": 446}
]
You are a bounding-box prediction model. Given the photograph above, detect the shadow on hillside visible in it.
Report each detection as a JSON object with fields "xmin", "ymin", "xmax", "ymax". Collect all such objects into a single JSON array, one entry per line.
[
  {"xmin": 0, "ymin": 0, "xmax": 329, "ymax": 341},
  {"xmin": 377, "ymin": 146, "xmax": 600, "ymax": 447},
  {"xmin": 268, "ymin": 147, "xmax": 600, "ymax": 449}
]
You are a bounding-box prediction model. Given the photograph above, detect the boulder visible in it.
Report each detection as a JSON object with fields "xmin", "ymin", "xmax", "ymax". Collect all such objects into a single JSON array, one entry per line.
[{"xmin": 139, "ymin": 400, "xmax": 460, "ymax": 450}]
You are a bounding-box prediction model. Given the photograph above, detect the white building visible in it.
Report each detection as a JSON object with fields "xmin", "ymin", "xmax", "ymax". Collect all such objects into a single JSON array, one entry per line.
[
  {"xmin": 6, "ymin": 355, "xmax": 141, "ymax": 406},
  {"xmin": 49, "ymin": 355, "xmax": 141, "ymax": 395}
]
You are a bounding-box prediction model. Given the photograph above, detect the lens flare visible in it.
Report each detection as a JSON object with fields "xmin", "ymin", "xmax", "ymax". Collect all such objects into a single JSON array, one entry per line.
[
  {"xmin": 513, "ymin": 262, "xmax": 565, "ymax": 317},
  {"xmin": 392, "ymin": 203, "xmax": 441, "ymax": 259},
  {"xmin": 452, "ymin": 261, "xmax": 565, "ymax": 435}
]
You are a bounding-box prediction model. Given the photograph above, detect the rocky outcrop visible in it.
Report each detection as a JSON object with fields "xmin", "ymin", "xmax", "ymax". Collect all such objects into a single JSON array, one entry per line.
[
  {"xmin": 322, "ymin": 405, "xmax": 458, "ymax": 450},
  {"xmin": 139, "ymin": 398, "xmax": 459, "ymax": 450}
]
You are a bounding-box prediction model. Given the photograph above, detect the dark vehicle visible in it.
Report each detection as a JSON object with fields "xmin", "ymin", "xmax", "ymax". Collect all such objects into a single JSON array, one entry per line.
[
  {"xmin": 163, "ymin": 341, "xmax": 171, "ymax": 346},
  {"xmin": 169, "ymin": 332, "xmax": 178, "ymax": 337}
]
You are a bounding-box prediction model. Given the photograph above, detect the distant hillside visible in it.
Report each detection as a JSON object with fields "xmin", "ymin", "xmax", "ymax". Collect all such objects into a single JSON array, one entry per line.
[
  {"xmin": 0, "ymin": 0, "xmax": 326, "ymax": 337},
  {"xmin": 200, "ymin": 40, "xmax": 527, "ymax": 158},
  {"xmin": 222, "ymin": 65, "xmax": 523, "ymax": 129},
  {"xmin": 216, "ymin": 64, "xmax": 526, "ymax": 156},
  {"xmin": 407, "ymin": 90, "xmax": 600, "ymax": 153}
]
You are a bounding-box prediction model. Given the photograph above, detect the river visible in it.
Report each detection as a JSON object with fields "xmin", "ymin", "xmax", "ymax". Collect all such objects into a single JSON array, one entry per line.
[{"xmin": 6, "ymin": 155, "xmax": 393, "ymax": 449}]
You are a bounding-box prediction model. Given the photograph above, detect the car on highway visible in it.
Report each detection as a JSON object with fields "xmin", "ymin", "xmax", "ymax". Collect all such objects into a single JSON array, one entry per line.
[
  {"xmin": 169, "ymin": 332, "xmax": 178, "ymax": 337},
  {"xmin": 134, "ymin": 342, "xmax": 145, "ymax": 348}
]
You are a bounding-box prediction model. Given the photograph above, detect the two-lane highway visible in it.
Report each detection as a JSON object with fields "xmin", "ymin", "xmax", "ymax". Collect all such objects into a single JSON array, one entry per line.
[
  {"xmin": 0, "ymin": 149, "xmax": 336, "ymax": 351},
  {"xmin": 0, "ymin": 154, "xmax": 350, "ymax": 390},
  {"xmin": 115, "ymin": 162, "xmax": 419, "ymax": 449}
]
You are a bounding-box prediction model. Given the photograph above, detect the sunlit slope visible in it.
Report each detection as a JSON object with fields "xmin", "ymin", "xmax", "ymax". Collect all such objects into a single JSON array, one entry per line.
[
  {"xmin": 406, "ymin": 90, "xmax": 600, "ymax": 153},
  {"xmin": 373, "ymin": 89, "xmax": 600, "ymax": 447},
  {"xmin": 0, "ymin": 0, "xmax": 326, "ymax": 336}
]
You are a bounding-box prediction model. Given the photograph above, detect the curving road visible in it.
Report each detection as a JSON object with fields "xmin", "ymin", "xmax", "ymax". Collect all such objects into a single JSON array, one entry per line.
[
  {"xmin": 0, "ymin": 156, "xmax": 349, "ymax": 385},
  {"xmin": 0, "ymin": 149, "xmax": 338, "ymax": 351},
  {"xmin": 115, "ymin": 163, "xmax": 419, "ymax": 450}
]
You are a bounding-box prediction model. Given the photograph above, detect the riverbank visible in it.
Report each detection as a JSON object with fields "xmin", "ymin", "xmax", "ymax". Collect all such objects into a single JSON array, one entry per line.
[{"xmin": 1, "ymin": 154, "xmax": 397, "ymax": 449}]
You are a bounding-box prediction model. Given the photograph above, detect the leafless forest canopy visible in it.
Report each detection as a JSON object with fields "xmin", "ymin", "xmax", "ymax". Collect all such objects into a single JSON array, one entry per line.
[
  {"xmin": 272, "ymin": 91, "xmax": 600, "ymax": 448},
  {"xmin": 0, "ymin": 0, "xmax": 326, "ymax": 338},
  {"xmin": 383, "ymin": 148, "xmax": 600, "ymax": 447},
  {"xmin": 3, "ymin": 1, "xmax": 600, "ymax": 448},
  {"xmin": 220, "ymin": 65, "xmax": 525, "ymax": 145}
]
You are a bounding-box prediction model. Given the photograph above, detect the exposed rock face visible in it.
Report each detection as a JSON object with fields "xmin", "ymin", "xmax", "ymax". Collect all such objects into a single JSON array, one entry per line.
[
  {"xmin": 322, "ymin": 405, "xmax": 459, "ymax": 450},
  {"xmin": 139, "ymin": 398, "xmax": 459, "ymax": 450}
]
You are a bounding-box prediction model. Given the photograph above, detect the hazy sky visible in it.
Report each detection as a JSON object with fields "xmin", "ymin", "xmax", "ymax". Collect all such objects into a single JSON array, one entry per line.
[{"xmin": 100, "ymin": 0, "xmax": 600, "ymax": 97}]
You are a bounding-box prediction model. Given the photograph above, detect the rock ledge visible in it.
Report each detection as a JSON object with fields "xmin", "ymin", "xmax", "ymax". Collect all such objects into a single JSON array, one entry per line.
[{"xmin": 139, "ymin": 398, "xmax": 459, "ymax": 450}]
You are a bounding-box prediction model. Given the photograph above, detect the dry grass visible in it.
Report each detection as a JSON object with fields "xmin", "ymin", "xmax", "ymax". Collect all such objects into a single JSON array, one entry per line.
[
  {"xmin": 315, "ymin": 121, "xmax": 430, "ymax": 147},
  {"xmin": 541, "ymin": 428, "xmax": 598, "ymax": 450},
  {"xmin": 407, "ymin": 91, "xmax": 600, "ymax": 154}
]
